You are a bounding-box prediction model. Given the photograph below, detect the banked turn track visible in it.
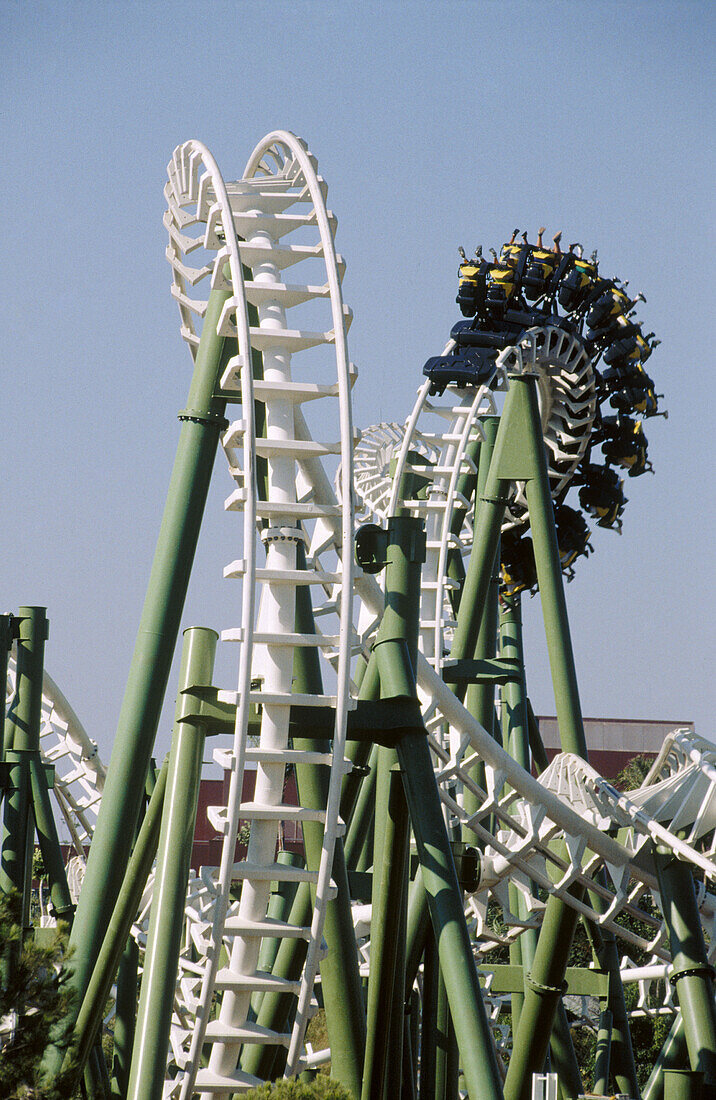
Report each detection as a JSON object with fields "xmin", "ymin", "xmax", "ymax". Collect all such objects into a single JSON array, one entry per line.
[
  {"xmin": 26, "ymin": 132, "xmax": 712, "ymax": 1094},
  {"xmin": 160, "ymin": 133, "xmax": 716, "ymax": 1093}
]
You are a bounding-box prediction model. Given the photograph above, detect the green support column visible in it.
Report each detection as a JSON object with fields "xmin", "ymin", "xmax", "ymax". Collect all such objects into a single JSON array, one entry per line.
[
  {"xmin": 65, "ymin": 758, "xmax": 168, "ymax": 1082},
  {"xmin": 361, "ymin": 763, "xmax": 409, "ymax": 1100},
  {"xmin": 0, "ymin": 750, "xmax": 33, "ymax": 916},
  {"xmin": 550, "ymin": 1002, "xmax": 583, "ymax": 1100},
  {"xmin": 58, "ymin": 285, "xmax": 234, "ymax": 1069},
  {"xmin": 0, "ymin": 614, "xmax": 15, "ymax": 763},
  {"xmin": 1, "ymin": 607, "xmax": 49, "ymax": 935},
  {"xmin": 664, "ymin": 1067, "xmax": 704, "ymax": 1099},
  {"xmin": 27, "ymin": 753, "xmax": 75, "ymax": 923},
  {"xmin": 495, "ymin": 373, "xmax": 596, "ymax": 1100},
  {"xmin": 463, "ymin": 416, "xmax": 500, "ymax": 835},
  {"xmin": 643, "ymin": 1015, "xmax": 687, "ymax": 1100},
  {"xmin": 592, "ymin": 1008, "xmax": 612, "ymax": 1095},
  {"xmin": 111, "ymin": 934, "xmax": 139, "ymax": 1100},
  {"xmin": 420, "ymin": 930, "xmax": 439, "ymax": 1100},
  {"xmin": 583, "ymin": 906, "xmax": 640, "ymax": 1097},
  {"xmin": 368, "ymin": 515, "xmax": 503, "ymax": 1100},
  {"xmin": 127, "ymin": 626, "xmax": 218, "ymax": 1100},
  {"xmin": 655, "ymin": 847, "xmax": 716, "ymax": 1085}
]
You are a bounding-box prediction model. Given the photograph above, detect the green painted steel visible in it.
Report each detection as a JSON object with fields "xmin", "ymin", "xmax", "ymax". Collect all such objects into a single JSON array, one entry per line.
[
  {"xmin": 664, "ymin": 1067, "xmax": 705, "ymax": 1100},
  {"xmin": 361, "ymin": 763, "xmax": 409, "ymax": 1100},
  {"xmin": 0, "ymin": 751, "xmax": 33, "ymax": 916},
  {"xmin": 27, "ymin": 752, "xmax": 75, "ymax": 922},
  {"xmin": 549, "ymin": 1002, "xmax": 584, "ymax": 1100},
  {"xmin": 644, "ymin": 1015, "xmax": 687, "ymax": 1100},
  {"xmin": 65, "ymin": 757, "xmax": 168, "ymax": 1081},
  {"xmin": 420, "ymin": 930, "xmax": 439, "ymax": 1099},
  {"xmin": 367, "ymin": 514, "xmax": 503, "ymax": 1100},
  {"xmin": 462, "ymin": 416, "xmax": 500, "ymax": 836},
  {"xmin": 59, "ymin": 284, "xmax": 234, "ymax": 1066},
  {"xmin": 111, "ymin": 934, "xmax": 139, "ymax": 1100},
  {"xmin": 127, "ymin": 626, "xmax": 218, "ymax": 1100},
  {"xmin": 0, "ymin": 614, "xmax": 14, "ymax": 764},
  {"xmin": 1, "ymin": 608, "xmax": 49, "ymax": 971},
  {"xmin": 241, "ymin": 539, "xmax": 365, "ymax": 1096},
  {"xmin": 584, "ymin": 903, "xmax": 640, "ymax": 1096},
  {"xmin": 503, "ymin": 892, "xmax": 580, "ymax": 1100},
  {"xmin": 592, "ymin": 1008, "xmax": 613, "ymax": 1095},
  {"xmin": 108, "ymin": 966, "xmax": 136, "ymax": 1095},
  {"xmin": 655, "ymin": 848, "xmax": 716, "ymax": 1085}
]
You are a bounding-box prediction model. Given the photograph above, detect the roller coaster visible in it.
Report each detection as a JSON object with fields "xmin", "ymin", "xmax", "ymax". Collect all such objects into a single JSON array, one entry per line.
[{"xmin": 1, "ymin": 132, "xmax": 712, "ymax": 1100}]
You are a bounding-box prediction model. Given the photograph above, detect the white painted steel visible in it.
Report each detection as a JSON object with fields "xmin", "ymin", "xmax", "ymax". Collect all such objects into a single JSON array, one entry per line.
[
  {"xmin": 5, "ymin": 656, "xmax": 106, "ymax": 884},
  {"xmin": 161, "ymin": 133, "xmax": 355, "ymax": 1098}
]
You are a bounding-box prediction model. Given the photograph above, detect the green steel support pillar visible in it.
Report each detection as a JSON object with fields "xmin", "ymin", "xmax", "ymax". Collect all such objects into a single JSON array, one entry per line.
[
  {"xmin": 367, "ymin": 514, "xmax": 503, "ymax": 1100},
  {"xmin": 420, "ymin": 930, "xmax": 439, "ymax": 1100},
  {"xmin": 127, "ymin": 626, "xmax": 218, "ymax": 1100},
  {"xmin": 59, "ymin": 284, "xmax": 234, "ymax": 1061},
  {"xmin": 0, "ymin": 614, "xmax": 14, "ymax": 764},
  {"xmin": 65, "ymin": 758, "xmax": 168, "ymax": 1082},
  {"xmin": 549, "ymin": 1002, "xmax": 583, "ymax": 1100},
  {"xmin": 592, "ymin": 1008, "xmax": 612, "ymax": 1095},
  {"xmin": 493, "ymin": 373, "xmax": 595, "ymax": 1100},
  {"xmin": 462, "ymin": 416, "xmax": 500, "ymax": 835},
  {"xmin": 361, "ymin": 762, "xmax": 409, "ymax": 1100},
  {"xmin": 644, "ymin": 1014, "xmax": 688, "ymax": 1100},
  {"xmin": 1, "ymin": 607, "xmax": 49, "ymax": 943},
  {"xmin": 583, "ymin": 906, "xmax": 640, "ymax": 1097},
  {"xmin": 655, "ymin": 847, "xmax": 716, "ymax": 1085},
  {"xmin": 27, "ymin": 752, "xmax": 75, "ymax": 923},
  {"xmin": 503, "ymin": 895, "xmax": 578, "ymax": 1100},
  {"xmin": 664, "ymin": 1067, "xmax": 704, "ymax": 1099},
  {"xmin": 111, "ymin": 933, "xmax": 139, "ymax": 1100}
]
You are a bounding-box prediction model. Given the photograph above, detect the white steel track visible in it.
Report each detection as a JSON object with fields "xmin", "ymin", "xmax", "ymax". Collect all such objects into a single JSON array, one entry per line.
[
  {"xmin": 155, "ymin": 134, "xmax": 710, "ymax": 1086},
  {"xmin": 5, "ymin": 657, "xmax": 106, "ymax": 887},
  {"xmin": 162, "ymin": 132, "xmax": 355, "ymax": 1098}
]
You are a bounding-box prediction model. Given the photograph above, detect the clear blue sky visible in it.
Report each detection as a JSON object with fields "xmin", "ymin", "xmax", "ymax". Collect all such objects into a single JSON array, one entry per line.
[{"xmin": 2, "ymin": 1, "xmax": 714, "ymax": 764}]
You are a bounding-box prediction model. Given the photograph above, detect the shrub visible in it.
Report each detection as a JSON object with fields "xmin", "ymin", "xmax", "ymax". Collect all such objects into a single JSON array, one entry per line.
[{"xmin": 243, "ymin": 1076, "xmax": 354, "ymax": 1099}]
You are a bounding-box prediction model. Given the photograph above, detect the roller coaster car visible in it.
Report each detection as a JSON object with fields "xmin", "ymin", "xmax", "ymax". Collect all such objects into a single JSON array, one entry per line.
[
  {"xmin": 485, "ymin": 264, "xmax": 519, "ymax": 319},
  {"xmin": 423, "ymin": 345, "xmax": 498, "ymax": 395},
  {"xmin": 586, "ymin": 284, "xmax": 631, "ymax": 332},
  {"xmin": 522, "ymin": 248, "xmax": 561, "ymax": 301},
  {"xmin": 578, "ymin": 463, "xmax": 626, "ymax": 530},
  {"xmin": 457, "ymin": 258, "xmax": 488, "ymax": 317},
  {"xmin": 500, "ymin": 532, "xmax": 538, "ymax": 596},
  {"xmin": 609, "ymin": 368, "xmax": 661, "ymax": 418},
  {"xmin": 557, "ymin": 257, "xmax": 599, "ymax": 311},
  {"xmin": 602, "ymin": 326, "xmax": 651, "ymax": 370},
  {"xmin": 599, "ymin": 415, "xmax": 653, "ymax": 476},
  {"xmin": 554, "ymin": 504, "xmax": 593, "ymax": 573}
]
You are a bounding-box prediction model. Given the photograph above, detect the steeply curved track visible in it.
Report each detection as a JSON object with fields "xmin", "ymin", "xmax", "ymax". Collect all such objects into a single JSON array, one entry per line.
[
  {"xmin": 163, "ymin": 132, "xmax": 356, "ymax": 1097},
  {"xmin": 5, "ymin": 657, "xmax": 105, "ymax": 868}
]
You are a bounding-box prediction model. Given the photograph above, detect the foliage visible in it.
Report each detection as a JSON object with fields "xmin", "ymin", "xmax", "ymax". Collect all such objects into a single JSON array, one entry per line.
[
  {"xmin": 305, "ymin": 1008, "xmax": 330, "ymax": 1075},
  {"xmin": 614, "ymin": 753, "xmax": 654, "ymax": 792},
  {"xmin": 0, "ymin": 891, "xmax": 79, "ymax": 1100},
  {"xmin": 242, "ymin": 1076, "xmax": 354, "ymax": 1099}
]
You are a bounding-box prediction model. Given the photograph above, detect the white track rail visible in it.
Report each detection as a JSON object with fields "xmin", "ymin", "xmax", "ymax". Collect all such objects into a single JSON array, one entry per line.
[
  {"xmin": 163, "ymin": 133, "xmax": 355, "ymax": 1098},
  {"xmin": 5, "ymin": 657, "xmax": 105, "ymax": 870}
]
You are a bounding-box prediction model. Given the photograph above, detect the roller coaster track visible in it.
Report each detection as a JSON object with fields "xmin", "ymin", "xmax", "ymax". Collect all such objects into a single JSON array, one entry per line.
[
  {"xmin": 5, "ymin": 657, "xmax": 105, "ymax": 873},
  {"xmin": 162, "ymin": 132, "xmax": 356, "ymax": 1097},
  {"xmin": 128, "ymin": 132, "xmax": 704, "ymax": 1091}
]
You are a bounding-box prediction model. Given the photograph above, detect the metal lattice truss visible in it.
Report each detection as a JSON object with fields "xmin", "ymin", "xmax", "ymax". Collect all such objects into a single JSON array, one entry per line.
[
  {"xmin": 5, "ymin": 657, "xmax": 105, "ymax": 866},
  {"xmin": 28, "ymin": 131, "xmax": 705, "ymax": 1094},
  {"xmin": 163, "ymin": 132, "xmax": 357, "ymax": 1097},
  {"xmin": 156, "ymin": 134, "xmax": 716, "ymax": 1095}
]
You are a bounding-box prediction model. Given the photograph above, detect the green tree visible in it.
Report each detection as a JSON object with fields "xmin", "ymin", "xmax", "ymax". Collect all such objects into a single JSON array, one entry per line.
[
  {"xmin": 243, "ymin": 1076, "xmax": 354, "ymax": 1098},
  {"xmin": 0, "ymin": 891, "xmax": 79, "ymax": 1099}
]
